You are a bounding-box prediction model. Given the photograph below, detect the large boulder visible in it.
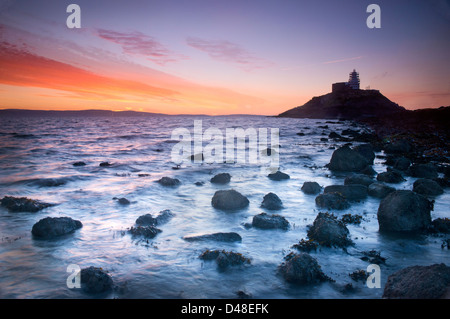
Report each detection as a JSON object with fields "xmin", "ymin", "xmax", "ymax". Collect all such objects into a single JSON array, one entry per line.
[
  {"xmin": 315, "ymin": 193, "xmax": 350, "ymax": 210},
  {"xmin": 1, "ymin": 196, "xmax": 53, "ymax": 212},
  {"xmin": 260, "ymin": 192, "xmax": 283, "ymax": 210},
  {"xmin": 210, "ymin": 173, "xmax": 231, "ymax": 184},
  {"xmin": 384, "ymin": 139, "xmax": 412, "ymax": 154},
  {"xmin": 393, "ymin": 157, "xmax": 411, "ymax": 171},
  {"xmin": 278, "ymin": 253, "xmax": 329, "ymax": 285},
  {"xmin": 376, "ymin": 170, "xmax": 405, "ymax": 184},
  {"xmin": 31, "ymin": 217, "xmax": 82, "ymax": 239},
  {"xmin": 368, "ymin": 182, "xmax": 396, "ymax": 199},
  {"xmin": 328, "ymin": 145, "xmax": 370, "ymax": 171},
  {"xmin": 353, "ymin": 144, "xmax": 375, "ymax": 164},
  {"xmin": 408, "ymin": 163, "xmax": 438, "ymax": 179},
  {"xmin": 377, "ymin": 190, "xmax": 432, "ymax": 232},
  {"xmin": 344, "ymin": 174, "xmax": 374, "ymax": 187},
  {"xmin": 211, "ymin": 189, "xmax": 249, "ymax": 211},
  {"xmin": 307, "ymin": 212, "xmax": 352, "ymax": 247},
  {"xmin": 413, "ymin": 178, "xmax": 444, "ymax": 196},
  {"xmin": 383, "ymin": 264, "xmax": 450, "ymax": 299},
  {"xmin": 301, "ymin": 181, "xmax": 322, "ymax": 195},
  {"xmin": 268, "ymin": 171, "xmax": 290, "ymax": 181},
  {"xmin": 252, "ymin": 212, "xmax": 289, "ymax": 230},
  {"xmin": 324, "ymin": 184, "xmax": 368, "ymax": 201},
  {"xmin": 183, "ymin": 232, "xmax": 242, "ymax": 242},
  {"xmin": 80, "ymin": 266, "xmax": 114, "ymax": 294}
]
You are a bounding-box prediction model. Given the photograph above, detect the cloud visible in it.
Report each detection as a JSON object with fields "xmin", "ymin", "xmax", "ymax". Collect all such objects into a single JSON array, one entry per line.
[
  {"xmin": 322, "ymin": 56, "xmax": 363, "ymax": 64},
  {"xmin": 186, "ymin": 37, "xmax": 273, "ymax": 71},
  {"xmin": 97, "ymin": 29, "xmax": 184, "ymax": 65}
]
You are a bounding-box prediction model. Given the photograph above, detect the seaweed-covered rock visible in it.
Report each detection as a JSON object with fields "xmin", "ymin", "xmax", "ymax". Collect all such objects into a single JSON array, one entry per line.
[
  {"xmin": 377, "ymin": 190, "xmax": 432, "ymax": 232},
  {"xmin": 278, "ymin": 252, "xmax": 329, "ymax": 285},
  {"xmin": 383, "ymin": 263, "xmax": 450, "ymax": 299},
  {"xmin": 260, "ymin": 192, "xmax": 283, "ymax": 210},
  {"xmin": 291, "ymin": 239, "xmax": 318, "ymax": 253},
  {"xmin": 31, "ymin": 217, "xmax": 82, "ymax": 239},
  {"xmin": 324, "ymin": 184, "xmax": 368, "ymax": 201},
  {"xmin": 376, "ymin": 170, "xmax": 405, "ymax": 184},
  {"xmin": 80, "ymin": 266, "xmax": 114, "ymax": 294},
  {"xmin": 183, "ymin": 232, "xmax": 242, "ymax": 242},
  {"xmin": 368, "ymin": 182, "xmax": 396, "ymax": 199},
  {"xmin": 301, "ymin": 181, "xmax": 322, "ymax": 195},
  {"xmin": 210, "ymin": 173, "xmax": 231, "ymax": 184},
  {"xmin": 340, "ymin": 214, "xmax": 363, "ymax": 225},
  {"xmin": 328, "ymin": 145, "xmax": 370, "ymax": 172},
  {"xmin": 344, "ymin": 174, "xmax": 374, "ymax": 187},
  {"xmin": 267, "ymin": 171, "xmax": 290, "ymax": 181},
  {"xmin": 135, "ymin": 210, "xmax": 174, "ymax": 226},
  {"xmin": 1, "ymin": 196, "xmax": 53, "ymax": 212},
  {"xmin": 252, "ymin": 212, "xmax": 289, "ymax": 230},
  {"xmin": 157, "ymin": 177, "xmax": 180, "ymax": 186},
  {"xmin": 408, "ymin": 163, "xmax": 438, "ymax": 179},
  {"xmin": 413, "ymin": 178, "xmax": 444, "ymax": 196},
  {"xmin": 307, "ymin": 212, "xmax": 352, "ymax": 248},
  {"xmin": 199, "ymin": 250, "xmax": 251, "ymax": 269},
  {"xmin": 128, "ymin": 225, "xmax": 162, "ymax": 238},
  {"xmin": 315, "ymin": 193, "xmax": 350, "ymax": 210},
  {"xmin": 211, "ymin": 189, "xmax": 249, "ymax": 211}
]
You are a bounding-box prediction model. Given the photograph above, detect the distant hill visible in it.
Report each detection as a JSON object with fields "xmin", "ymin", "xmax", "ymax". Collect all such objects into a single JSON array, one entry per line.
[
  {"xmin": 0, "ymin": 109, "xmax": 170, "ymax": 117},
  {"xmin": 278, "ymin": 89, "xmax": 406, "ymax": 120}
]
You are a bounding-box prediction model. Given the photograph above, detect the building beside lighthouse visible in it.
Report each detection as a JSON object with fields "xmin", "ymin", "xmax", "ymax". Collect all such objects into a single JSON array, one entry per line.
[{"xmin": 332, "ymin": 69, "xmax": 362, "ymax": 92}]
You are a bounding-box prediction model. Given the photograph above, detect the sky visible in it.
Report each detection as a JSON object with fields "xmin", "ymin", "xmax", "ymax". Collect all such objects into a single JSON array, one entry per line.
[{"xmin": 0, "ymin": 0, "xmax": 449, "ymax": 115}]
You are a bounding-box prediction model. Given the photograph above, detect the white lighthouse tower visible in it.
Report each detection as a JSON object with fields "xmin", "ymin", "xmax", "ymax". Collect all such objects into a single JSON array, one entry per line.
[{"xmin": 347, "ymin": 69, "xmax": 360, "ymax": 90}]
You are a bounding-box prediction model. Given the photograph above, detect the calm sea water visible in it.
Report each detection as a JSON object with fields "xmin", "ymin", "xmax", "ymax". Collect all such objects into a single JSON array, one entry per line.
[{"xmin": 0, "ymin": 115, "xmax": 448, "ymax": 299}]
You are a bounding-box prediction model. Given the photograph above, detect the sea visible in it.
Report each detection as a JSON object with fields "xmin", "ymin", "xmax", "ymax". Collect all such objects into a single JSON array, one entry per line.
[{"xmin": 0, "ymin": 114, "xmax": 448, "ymax": 299}]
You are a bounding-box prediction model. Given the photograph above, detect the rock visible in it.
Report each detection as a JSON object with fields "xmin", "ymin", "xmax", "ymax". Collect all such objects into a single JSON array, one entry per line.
[
  {"xmin": 252, "ymin": 212, "xmax": 289, "ymax": 230},
  {"xmin": 393, "ymin": 157, "xmax": 411, "ymax": 171},
  {"xmin": 157, "ymin": 176, "xmax": 180, "ymax": 186},
  {"xmin": 301, "ymin": 181, "xmax": 322, "ymax": 195},
  {"xmin": 328, "ymin": 131, "xmax": 342, "ymax": 139},
  {"xmin": 377, "ymin": 190, "xmax": 432, "ymax": 232},
  {"xmin": 349, "ymin": 270, "xmax": 369, "ymax": 282},
  {"xmin": 31, "ymin": 177, "xmax": 68, "ymax": 187},
  {"xmin": 324, "ymin": 184, "xmax": 368, "ymax": 201},
  {"xmin": 31, "ymin": 217, "xmax": 82, "ymax": 239},
  {"xmin": 360, "ymin": 250, "xmax": 387, "ymax": 264},
  {"xmin": 135, "ymin": 210, "xmax": 173, "ymax": 226},
  {"xmin": 154, "ymin": 209, "xmax": 174, "ymax": 225},
  {"xmin": 360, "ymin": 165, "xmax": 377, "ymax": 176},
  {"xmin": 183, "ymin": 232, "xmax": 242, "ymax": 242},
  {"xmin": 320, "ymin": 138, "xmax": 328, "ymax": 142},
  {"xmin": 80, "ymin": 266, "xmax": 114, "ymax": 294},
  {"xmin": 296, "ymin": 132, "xmax": 305, "ymax": 136},
  {"xmin": 278, "ymin": 252, "xmax": 329, "ymax": 285},
  {"xmin": 260, "ymin": 192, "xmax": 283, "ymax": 210},
  {"xmin": 384, "ymin": 139, "xmax": 412, "ymax": 154},
  {"xmin": 383, "ymin": 263, "xmax": 450, "ymax": 299},
  {"xmin": 128, "ymin": 225, "xmax": 162, "ymax": 238},
  {"xmin": 267, "ymin": 171, "xmax": 290, "ymax": 181},
  {"xmin": 291, "ymin": 238, "xmax": 319, "ymax": 253},
  {"xmin": 1, "ymin": 196, "xmax": 53, "ymax": 212},
  {"xmin": 376, "ymin": 170, "xmax": 405, "ymax": 184},
  {"xmin": 307, "ymin": 212, "xmax": 352, "ymax": 247},
  {"xmin": 413, "ymin": 178, "xmax": 444, "ymax": 196},
  {"xmin": 341, "ymin": 213, "xmax": 363, "ymax": 225},
  {"xmin": 408, "ymin": 163, "xmax": 438, "ymax": 179},
  {"xmin": 194, "ymin": 181, "xmax": 204, "ymax": 186},
  {"xmin": 368, "ymin": 182, "xmax": 396, "ymax": 199},
  {"xmin": 315, "ymin": 193, "xmax": 350, "ymax": 210},
  {"xmin": 211, "ymin": 189, "xmax": 249, "ymax": 211},
  {"xmin": 344, "ymin": 174, "xmax": 374, "ymax": 187},
  {"xmin": 113, "ymin": 197, "xmax": 130, "ymax": 205},
  {"xmin": 210, "ymin": 173, "xmax": 231, "ymax": 184},
  {"xmin": 72, "ymin": 161, "xmax": 86, "ymax": 167},
  {"xmin": 428, "ymin": 218, "xmax": 450, "ymax": 234},
  {"xmin": 328, "ymin": 145, "xmax": 370, "ymax": 171},
  {"xmin": 341, "ymin": 129, "xmax": 360, "ymax": 137},
  {"xmin": 99, "ymin": 162, "xmax": 112, "ymax": 167},
  {"xmin": 353, "ymin": 144, "xmax": 375, "ymax": 164},
  {"xmin": 199, "ymin": 250, "xmax": 251, "ymax": 269}
]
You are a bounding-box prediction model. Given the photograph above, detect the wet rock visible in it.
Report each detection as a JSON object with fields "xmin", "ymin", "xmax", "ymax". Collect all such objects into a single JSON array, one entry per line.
[
  {"xmin": 383, "ymin": 263, "xmax": 450, "ymax": 299},
  {"xmin": 377, "ymin": 190, "xmax": 432, "ymax": 232},
  {"xmin": 135, "ymin": 210, "xmax": 173, "ymax": 226},
  {"xmin": 236, "ymin": 290, "xmax": 252, "ymax": 299},
  {"xmin": 301, "ymin": 181, "xmax": 322, "ymax": 195},
  {"xmin": 360, "ymin": 165, "xmax": 377, "ymax": 176},
  {"xmin": 278, "ymin": 252, "xmax": 329, "ymax": 285},
  {"xmin": 315, "ymin": 193, "xmax": 350, "ymax": 210},
  {"xmin": 296, "ymin": 132, "xmax": 305, "ymax": 136},
  {"xmin": 413, "ymin": 178, "xmax": 444, "ymax": 196},
  {"xmin": 328, "ymin": 145, "xmax": 370, "ymax": 171},
  {"xmin": 360, "ymin": 250, "xmax": 387, "ymax": 264},
  {"xmin": 113, "ymin": 197, "xmax": 130, "ymax": 205},
  {"xmin": 291, "ymin": 238, "xmax": 318, "ymax": 253},
  {"xmin": 344, "ymin": 174, "xmax": 374, "ymax": 187},
  {"xmin": 199, "ymin": 250, "xmax": 251, "ymax": 269},
  {"xmin": 194, "ymin": 181, "xmax": 204, "ymax": 186},
  {"xmin": 31, "ymin": 217, "xmax": 82, "ymax": 239},
  {"xmin": 353, "ymin": 144, "xmax": 375, "ymax": 165},
  {"xmin": 408, "ymin": 163, "xmax": 439, "ymax": 179},
  {"xmin": 341, "ymin": 214, "xmax": 362, "ymax": 225},
  {"xmin": 128, "ymin": 225, "xmax": 162, "ymax": 238},
  {"xmin": 376, "ymin": 170, "xmax": 405, "ymax": 183},
  {"xmin": 252, "ymin": 212, "xmax": 289, "ymax": 230},
  {"xmin": 427, "ymin": 218, "xmax": 450, "ymax": 234},
  {"xmin": 320, "ymin": 138, "xmax": 328, "ymax": 142},
  {"xmin": 307, "ymin": 212, "xmax": 352, "ymax": 248},
  {"xmin": 324, "ymin": 184, "xmax": 368, "ymax": 201},
  {"xmin": 341, "ymin": 129, "xmax": 360, "ymax": 137},
  {"xmin": 154, "ymin": 209, "xmax": 174, "ymax": 225},
  {"xmin": 72, "ymin": 161, "xmax": 86, "ymax": 167},
  {"xmin": 393, "ymin": 157, "xmax": 411, "ymax": 171},
  {"xmin": 99, "ymin": 162, "xmax": 112, "ymax": 167},
  {"xmin": 80, "ymin": 266, "xmax": 114, "ymax": 294},
  {"xmin": 260, "ymin": 192, "xmax": 283, "ymax": 210},
  {"xmin": 368, "ymin": 182, "xmax": 396, "ymax": 199},
  {"xmin": 157, "ymin": 176, "xmax": 180, "ymax": 186},
  {"xmin": 267, "ymin": 170, "xmax": 290, "ymax": 181},
  {"xmin": 31, "ymin": 178, "xmax": 70, "ymax": 187},
  {"xmin": 1, "ymin": 196, "xmax": 53, "ymax": 212},
  {"xmin": 183, "ymin": 232, "xmax": 242, "ymax": 242},
  {"xmin": 328, "ymin": 131, "xmax": 342, "ymax": 139},
  {"xmin": 384, "ymin": 139, "xmax": 412, "ymax": 154},
  {"xmin": 210, "ymin": 173, "xmax": 231, "ymax": 184},
  {"xmin": 349, "ymin": 270, "xmax": 369, "ymax": 282},
  {"xmin": 211, "ymin": 189, "xmax": 249, "ymax": 211}
]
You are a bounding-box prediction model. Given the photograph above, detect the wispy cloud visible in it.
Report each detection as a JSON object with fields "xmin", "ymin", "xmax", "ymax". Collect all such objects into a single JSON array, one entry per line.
[
  {"xmin": 97, "ymin": 29, "xmax": 184, "ymax": 65},
  {"xmin": 322, "ymin": 56, "xmax": 363, "ymax": 64},
  {"xmin": 186, "ymin": 37, "xmax": 273, "ymax": 71}
]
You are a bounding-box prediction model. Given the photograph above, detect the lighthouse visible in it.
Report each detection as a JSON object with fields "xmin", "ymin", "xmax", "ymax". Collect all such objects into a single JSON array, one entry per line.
[{"xmin": 347, "ymin": 69, "xmax": 360, "ymax": 90}]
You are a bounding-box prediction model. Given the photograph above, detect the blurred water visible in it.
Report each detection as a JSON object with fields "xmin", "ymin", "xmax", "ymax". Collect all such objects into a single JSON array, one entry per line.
[{"xmin": 0, "ymin": 115, "xmax": 448, "ymax": 299}]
